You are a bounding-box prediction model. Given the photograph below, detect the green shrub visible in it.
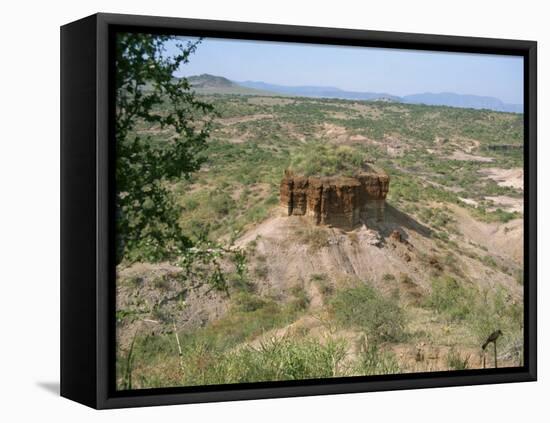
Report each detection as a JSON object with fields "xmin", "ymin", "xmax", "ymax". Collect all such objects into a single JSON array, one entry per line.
[
  {"xmin": 310, "ymin": 273, "xmax": 334, "ymax": 297},
  {"xmin": 482, "ymin": 255, "xmax": 498, "ymax": 269},
  {"xmin": 121, "ymin": 275, "xmax": 143, "ymax": 289},
  {"xmin": 468, "ymin": 287, "xmax": 523, "ymax": 345},
  {"xmin": 185, "ymin": 300, "xmax": 293, "ymax": 353},
  {"xmin": 294, "ymin": 226, "xmax": 330, "ymax": 252},
  {"xmin": 288, "ymin": 285, "xmax": 310, "ymax": 312},
  {"xmin": 329, "ymin": 284, "xmax": 405, "ymax": 342},
  {"xmin": 446, "ymin": 349, "xmax": 469, "ymax": 370},
  {"xmin": 424, "ymin": 276, "xmax": 473, "ymax": 321},
  {"xmin": 232, "ymin": 292, "xmax": 268, "ymax": 313},
  {"xmin": 152, "ymin": 274, "xmax": 170, "ymax": 289},
  {"xmin": 310, "ymin": 273, "xmax": 328, "ymax": 282}
]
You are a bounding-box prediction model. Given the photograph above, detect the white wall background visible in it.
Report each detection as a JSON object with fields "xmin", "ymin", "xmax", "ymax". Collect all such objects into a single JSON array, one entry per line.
[{"xmin": 0, "ymin": 0, "xmax": 546, "ymax": 420}]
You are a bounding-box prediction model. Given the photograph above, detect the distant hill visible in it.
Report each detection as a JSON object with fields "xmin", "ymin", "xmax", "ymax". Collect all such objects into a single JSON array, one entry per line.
[
  {"xmin": 238, "ymin": 80, "xmax": 400, "ymax": 102},
  {"xmin": 188, "ymin": 74, "xmax": 234, "ymax": 88},
  {"xmin": 186, "ymin": 74, "xmax": 275, "ymax": 96},
  {"xmin": 186, "ymin": 74, "xmax": 522, "ymax": 113},
  {"xmin": 401, "ymin": 92, "xmax": 523, "ymax": 113}
]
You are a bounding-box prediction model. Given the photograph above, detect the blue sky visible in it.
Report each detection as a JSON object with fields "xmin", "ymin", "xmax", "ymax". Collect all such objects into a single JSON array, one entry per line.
[{"xmin": 168, "ymin": 37, "xmax": 523, "ymax": 105}]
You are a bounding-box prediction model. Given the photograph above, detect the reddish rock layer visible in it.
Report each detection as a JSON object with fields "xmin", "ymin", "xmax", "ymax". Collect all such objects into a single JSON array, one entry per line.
[{"xmin": 280, "ymin": 168, "xmax": 389, "ymax": 229}]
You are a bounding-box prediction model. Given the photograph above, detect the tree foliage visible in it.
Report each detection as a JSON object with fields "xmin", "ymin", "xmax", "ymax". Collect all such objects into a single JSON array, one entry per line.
[{"xmin": 115, "ymin": 33, "xmax": 216, "ymax": 262}]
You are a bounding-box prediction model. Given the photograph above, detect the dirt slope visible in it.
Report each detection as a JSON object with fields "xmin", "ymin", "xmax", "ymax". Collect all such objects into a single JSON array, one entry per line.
[{"xmin": 236, "ymin": 205, "xmax": 521, "ymax": 300}]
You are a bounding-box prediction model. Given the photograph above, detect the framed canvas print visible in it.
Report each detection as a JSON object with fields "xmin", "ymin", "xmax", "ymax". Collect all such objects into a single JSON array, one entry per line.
[{"xmin": 60, "ymin": 13, "xmax": 537, "ymax": 409}]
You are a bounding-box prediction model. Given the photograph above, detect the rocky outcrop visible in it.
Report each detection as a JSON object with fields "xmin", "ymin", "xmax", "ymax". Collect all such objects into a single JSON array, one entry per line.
[
  {"xmin": 280, "ymin": 167, "xmax": 389, "ymax": 229},
  {"xmin": 389, "ymin": 229, "xmax": 403, "ymax": 243}
]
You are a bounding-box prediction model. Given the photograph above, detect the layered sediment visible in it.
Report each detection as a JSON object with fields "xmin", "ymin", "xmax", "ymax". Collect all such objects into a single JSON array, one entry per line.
[{"xmin": 280, "ymin": 167, "xmax": 390, "ymax": 229}]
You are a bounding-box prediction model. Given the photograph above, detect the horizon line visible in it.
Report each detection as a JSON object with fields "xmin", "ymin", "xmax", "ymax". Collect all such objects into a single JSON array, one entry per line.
[{"xmin": 184, "ymin": 73, "xmax": 524, "ymax": 108}]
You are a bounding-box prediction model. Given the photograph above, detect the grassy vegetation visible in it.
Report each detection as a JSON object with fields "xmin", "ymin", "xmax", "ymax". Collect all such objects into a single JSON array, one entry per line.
[
  {"xmin": 120, "ymin": 334, "xmax": 358, "ymax": 388},
  {"xmin": 446, "ymin": 349, "xmax": 470, "ymax": 370},
  {"xmin": 117, "ymin": 284, "xmax": 402, "ymax": 389},
  {"xmin": 329, "ymin": 284, "xmax": 406, "ymax": 343},
  {"xmin": 289, "ymin": 141, "xmax": 365, "ymax": 176},
  {"xmin": 425, "ymin": 276, "xmax": 523, "ymax": 363},
  {"xmin": 354, "ymin": 339, "xmax": 400, "ymax": 376},
  {"xmin": 310, "ymin": 273, "xmax": 334, "ymax": 297}
]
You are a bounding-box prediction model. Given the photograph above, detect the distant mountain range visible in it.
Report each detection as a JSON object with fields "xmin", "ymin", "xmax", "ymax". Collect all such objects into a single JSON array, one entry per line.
[
  {"xmin": 238, "ymin": 80, "xmax": 400, "ymax": 102},
  {"xmin": 401, "ymin": 92, "xmax": 523, "ymax": 113},
  {"xmin": 187, "ymin": 74, "xmax": 272, "ymax": 96},
  {"xmin": 186, "ymin": 74, "xmax": 523, "ymax": 113}
]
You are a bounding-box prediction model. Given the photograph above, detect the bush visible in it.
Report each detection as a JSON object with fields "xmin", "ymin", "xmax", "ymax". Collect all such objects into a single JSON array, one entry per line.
[
  {"xmin": 294, "ymin": 226, "xmax": 330, "ymax": 252},
  {"xmin": 289, "ymin": 141, "xmax": 365, "ymax": 177},
  {"xmin": 310, "ymin": 273, "xmax": 334, "ymax": 297},
  {"xmin": 232, "ymin": 292, "xmax": 268, "ymax": 313},
  {"xmin": 424, "ymin": 276, "xmax": 473, "ymax": 321},
  {"xmin": 288, "ymin": 285, "xmax": 310, "ymax": 312},
  {"xmin": 329, "ymin": 284, "xmax": 405, "ymax": 343},
  {"xmin": 253, "ymin": 264, "xmax": 269, "ymax": 280}
]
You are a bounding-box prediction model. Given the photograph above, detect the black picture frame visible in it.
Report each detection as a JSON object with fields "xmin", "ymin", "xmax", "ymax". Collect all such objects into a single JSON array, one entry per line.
[{"xmin": 60, "ymin": 12, "xmax": 537, "ymax": 409}]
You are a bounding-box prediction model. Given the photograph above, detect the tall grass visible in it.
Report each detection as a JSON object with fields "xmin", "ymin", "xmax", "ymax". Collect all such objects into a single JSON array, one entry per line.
[
  {"xmin": 118, "ymin": 332, "xmax": 405, "ymax": 389},
  {"xmin": 203, "ymin": 336, "xmax": 348, "ymax": 384},
  {"xmin": 354, "ymin": 340, "xmax": 400, "ymax": 376},
  {"xmin": 117, "ymin": 283, "xmax": 407, "ymax": 389},
  {"xmin": 446, "ymin": 348, "xmax": 470, "ymax": 370}
]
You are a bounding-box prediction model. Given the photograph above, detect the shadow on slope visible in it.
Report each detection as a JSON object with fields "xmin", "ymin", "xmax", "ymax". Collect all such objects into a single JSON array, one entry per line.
[{"xmin": 375, "ymin": 204, "xmax": 433, "ymax": 240}]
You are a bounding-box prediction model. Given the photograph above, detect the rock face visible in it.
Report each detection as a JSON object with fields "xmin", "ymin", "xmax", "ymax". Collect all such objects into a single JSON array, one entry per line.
[
  {"xmin": 389, "ymin": 229, "xmax": 403, "ymax": 243},
  {"xmin": 280, "ymin": 167, "xmax": 390, "ymax": 229}
]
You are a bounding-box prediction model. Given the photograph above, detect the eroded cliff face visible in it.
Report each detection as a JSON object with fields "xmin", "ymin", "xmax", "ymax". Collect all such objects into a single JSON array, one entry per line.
[{"xmin": 280, "ymin": 168, "xmax": 390, "ymax": 229}]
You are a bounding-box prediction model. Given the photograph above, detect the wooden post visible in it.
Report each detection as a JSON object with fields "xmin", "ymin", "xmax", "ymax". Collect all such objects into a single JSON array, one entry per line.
[{"xmin": 494, "ymin": 340, "xmax": 498, "ymax": 368}]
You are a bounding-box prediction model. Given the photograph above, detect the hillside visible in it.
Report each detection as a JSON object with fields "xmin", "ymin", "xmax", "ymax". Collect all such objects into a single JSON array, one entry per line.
[
  {"xmin": 186, "ymin": 73, "xmax": 275, "ymax": 96},
  {"xmin": 116, "ymin": 93, "xmax": 524, "ymax": 389}
]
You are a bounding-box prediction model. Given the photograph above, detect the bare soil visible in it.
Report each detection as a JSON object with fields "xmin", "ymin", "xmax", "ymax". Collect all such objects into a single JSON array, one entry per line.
[
  {"xmin": 448, "ymin": 150, "xmax": 494, "ymax": 162},
  {"xmin": 480, "ymin": 167, "xmax": 524, "ymax": 190}
]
